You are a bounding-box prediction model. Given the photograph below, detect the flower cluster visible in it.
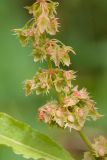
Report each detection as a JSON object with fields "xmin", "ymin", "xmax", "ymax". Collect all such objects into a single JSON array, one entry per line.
[
  {"xmin": 26, "ymin": 0, "xmax": 59, "ymax": 35},
  {"xmin": 32, "ymin": 38, "xmax": 75, "ymax": 65},
  {"xmin": 33, "ymin": 38, "xmax": 75, "ymax": 66},
  {"xmin": 24, "ymin": 69, "xmax": 76, "ymax": 96},
  {"xmin": 14, "ymin": 0, "xmax": 106, "ymax": 159},
  {"xmin": 45, "ymin": 39, "xmax": 75, "ymax": 67},
  {"xmin": 14, "ymin": 0, "xmax": 102, "ymax": 134},
  {"xmin": 14, "ymin": 0, "xmax": 59, "ymax": 46},
  {"xmin": 83, "ymin": 136, "xmax": 107, "ymax": 160},
  {"xmin": 14, "ymin": 0, "xmax": 75, "ymax": 66},
  {"xmin": 38, "ymin": 87, "xmax": 101, "ymax": 131},
  {"xmin": 14, "ymin": 0, "xmax": 102, "ymax": 133}
]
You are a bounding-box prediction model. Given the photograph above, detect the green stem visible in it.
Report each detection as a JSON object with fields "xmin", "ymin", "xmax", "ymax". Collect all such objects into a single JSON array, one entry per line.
[
  {"xmin": 47, "ymin": 57, "xmax": 52, "ymax": 69},
  {"xmin": 47, "ymin": 58, "xmax": 62, "ymax": 103},
  {"xmin": 78, "ymin": 130, "xmax": 93, "ymax": 151}
]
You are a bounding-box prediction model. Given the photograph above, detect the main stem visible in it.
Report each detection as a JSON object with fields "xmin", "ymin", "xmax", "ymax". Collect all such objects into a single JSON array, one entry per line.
[
  {"xmin": 78, "ymin": 130, "xmax": 93, "ymax": 151},
  {"xmin": 47, "ymin": 58, "xmax": 62, "ymax": 103}
]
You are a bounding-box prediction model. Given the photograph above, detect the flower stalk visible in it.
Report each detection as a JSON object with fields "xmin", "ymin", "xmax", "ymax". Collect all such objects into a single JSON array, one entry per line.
[{"xmin": 79, "ymin": 130, "xmax": 93, "ymax": 151}]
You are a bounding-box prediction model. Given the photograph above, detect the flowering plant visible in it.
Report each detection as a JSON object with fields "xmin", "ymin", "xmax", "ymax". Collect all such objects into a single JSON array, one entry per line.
[
  {"xmin": 14, "ymin": 0, "xmax": 101, "ymax": 132},
  {"xmin": 0, "ymin": 0, "xmax": 106, "ymax": 160}
]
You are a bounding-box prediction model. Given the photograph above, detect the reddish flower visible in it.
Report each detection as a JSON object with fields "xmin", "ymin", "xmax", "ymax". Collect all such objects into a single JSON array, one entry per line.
[
  {"xmin": 73, "ymin": 91, "xmax": 81, "ymax": 97},
  {"xmin": 38, "ymin": 110, "xmax": 45, "ymax": 121}
]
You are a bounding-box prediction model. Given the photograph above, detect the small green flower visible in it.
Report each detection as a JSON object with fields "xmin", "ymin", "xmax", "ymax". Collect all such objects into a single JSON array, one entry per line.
[
  {"xmin": 24, "ymin": 80, "xmax": 35, "ymax": 96},
  {"xmin": 33, "ymin": 44, "xmax": 47, "ymax": 62},
  {"xmin": 34, "ymin": 70, "xmax": 52, "ymax": 95},
  {"xmin": 37, "ymin": 13, "xmax": 50, "ymax": 34},
  {"xmin": 47, "ymin": 18, "xmax": 59, "ymax": 35},
  {"xmin": 53, "ymin": 69, "xmax": 75, "ymax": 93},
  {"xmin": 14, "ymin": 29, "xmax": 29, "ymax": 47},
  {"xmin": 46, "ymin": 39, "xmax": 75, "ymax": 67}
]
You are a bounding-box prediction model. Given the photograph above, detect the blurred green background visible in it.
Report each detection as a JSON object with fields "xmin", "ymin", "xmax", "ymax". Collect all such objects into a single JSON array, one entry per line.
[{"xmin": 0, "ymin": 0, "xmax": 107, "ymax": 159}]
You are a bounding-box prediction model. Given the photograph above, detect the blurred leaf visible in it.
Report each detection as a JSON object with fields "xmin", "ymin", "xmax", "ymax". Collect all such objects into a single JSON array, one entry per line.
[{"xmin": 0, "ymin": 112, "xmax": 73, "ymax": 160}]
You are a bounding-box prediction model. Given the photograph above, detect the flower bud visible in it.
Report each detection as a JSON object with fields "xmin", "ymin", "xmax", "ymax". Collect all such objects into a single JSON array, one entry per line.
[{"xmin": 24, "ymin": 80, "xmax": 35, "ymax": 96}]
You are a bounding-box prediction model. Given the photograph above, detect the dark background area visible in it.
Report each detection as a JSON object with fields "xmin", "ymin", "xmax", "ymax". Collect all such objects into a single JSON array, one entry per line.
[{"xmin": 0, "ymin": 0, "xmax": 107, "ymax": 159}]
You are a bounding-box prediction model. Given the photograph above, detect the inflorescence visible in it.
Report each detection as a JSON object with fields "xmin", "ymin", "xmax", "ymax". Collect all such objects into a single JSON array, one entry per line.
[{"xmin": 14, "ymin": 0, "xmax": 107, "ymax": 159}]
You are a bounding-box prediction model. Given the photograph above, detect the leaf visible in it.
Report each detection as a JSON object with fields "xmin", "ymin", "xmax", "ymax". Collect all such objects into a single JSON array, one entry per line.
[{"xmin": 0, "ymin": 112, "xmax": 74, "ymax": 160}]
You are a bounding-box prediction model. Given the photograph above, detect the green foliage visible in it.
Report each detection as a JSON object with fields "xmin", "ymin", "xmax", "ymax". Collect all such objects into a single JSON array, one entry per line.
[{"xmin": 0, "ymin": 112, "xmax": 73, "ymax": 160}]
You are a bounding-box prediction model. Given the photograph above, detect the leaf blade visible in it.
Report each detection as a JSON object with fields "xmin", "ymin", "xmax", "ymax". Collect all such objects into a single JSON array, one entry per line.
[{"xmin": 0, "ymin": 112, "xmax": 74, "ymax": 160}]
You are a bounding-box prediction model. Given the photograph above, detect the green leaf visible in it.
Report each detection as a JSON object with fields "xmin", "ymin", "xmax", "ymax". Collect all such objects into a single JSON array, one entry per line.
[{"xmin": 0, "ymin": 112, "xmax": 74, "ymax": 160}]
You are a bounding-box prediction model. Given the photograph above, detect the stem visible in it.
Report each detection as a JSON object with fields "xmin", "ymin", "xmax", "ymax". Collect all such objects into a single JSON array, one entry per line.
[
  {"xmin": 78, "ymin": 130, "xmax": 93, "ymax": 151},
  {"xmin": 47, "ymin": 57, "xmax": 52, "ymax": 69},
  {"xmin": 47, "ymin": 57, "xmax": 62, "ymax": 103}
]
